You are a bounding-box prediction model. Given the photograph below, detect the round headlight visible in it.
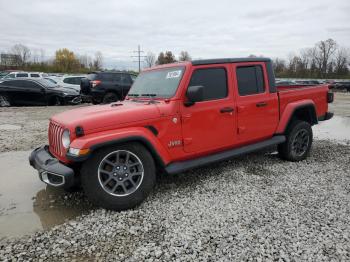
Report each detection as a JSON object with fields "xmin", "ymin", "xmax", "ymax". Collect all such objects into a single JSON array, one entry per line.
[{"xmin": 62, "ymin": 129, "xmax": 71, "ymax": 148}]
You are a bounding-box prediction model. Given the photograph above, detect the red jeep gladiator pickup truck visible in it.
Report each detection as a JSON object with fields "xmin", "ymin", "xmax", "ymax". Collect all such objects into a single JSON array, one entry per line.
[{"xmin": 29, "ymin": 58, "xmax": 334, "ymax": 210}]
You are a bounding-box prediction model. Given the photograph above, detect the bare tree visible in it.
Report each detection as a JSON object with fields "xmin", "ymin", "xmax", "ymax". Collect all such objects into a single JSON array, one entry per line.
[
  {"xmin": 78, "ymin": 54, "xmax": 93, "ymax": 69},
  {"xmin": 314, "ymin": 38, "xmax": 337, "ymax": 77},
  {"xmin": 179, "ymin": 51, "xmax": 191, "ymax": 61},
  {"xmin": 93, "ymin": 51, "xmax": 103, "ymax": 70},
  {"xmin": 144, "ymin": 52, "xmax": 156, "ymax": 68},
  {"xmin": 39, "ymin": 49, "xmax": 46, "ymax": 64},
  {"xmin": 11, "ymin": 44, "xmax": 31, "ymax": 66},
  {"xmin": 272, "ymin": 58, "xmax": 286, "ymax": 75},
  {"xmin": 333, "ymin": 47, "xmax": 349, "ymax": 76}
]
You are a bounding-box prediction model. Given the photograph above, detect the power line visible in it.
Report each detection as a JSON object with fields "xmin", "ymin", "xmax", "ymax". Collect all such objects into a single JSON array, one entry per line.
[{"xmin": 131, "ymin": 45, "xmax": 146, "ymax": 72}]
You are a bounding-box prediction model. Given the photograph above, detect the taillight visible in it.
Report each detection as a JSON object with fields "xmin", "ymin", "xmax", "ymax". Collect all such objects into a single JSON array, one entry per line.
[
  {"xmin": 90, "ymin": 80, "xmax": 101, "ymax": 88},
  {"xmin": 327, "ymin": 91, "xmax": 334, "ymax": 103}
]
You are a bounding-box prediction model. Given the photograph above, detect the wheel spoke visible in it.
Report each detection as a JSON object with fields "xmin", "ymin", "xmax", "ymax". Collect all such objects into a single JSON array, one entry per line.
[
  {"xmin": 129, "ymin": 162, "xmax": 140, "ymax": 168},
  {"xmin": 100, "ymin": 169, "xmax": 112, "ymax": 176},
  {"xmin": 125, "ymin": 152, "xmax": 130, "ymax": 164},
  {"xmin": 128, "ymin": 178, "xmax": 136, "ymax": 186},
  {"xmin": 131, "ymin": 172, "xmax": 143, "ymax": 177},
  {"xmin": 115, "ymin": 151, "xmax": 120, "ymax": 163},
  {"xmin": 104, "ymin": 159, "xmax": 116, "ymax": 167},
  {"xmin": 120, "ymin": 182, "xmax": 128, "ymax": 193},
  {"xmin": 103, "ymin": 177, "xmax": 114, "ymax": 186}
]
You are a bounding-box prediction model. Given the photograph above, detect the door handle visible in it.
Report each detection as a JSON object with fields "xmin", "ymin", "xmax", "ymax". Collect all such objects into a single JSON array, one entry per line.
[
  {"xmin": 256, "ymin": 102, "xmax": 267, "ymax": 107},
  {"xmin": 220, "ymin": 107, "xmax": 234, "ymax": 113}
]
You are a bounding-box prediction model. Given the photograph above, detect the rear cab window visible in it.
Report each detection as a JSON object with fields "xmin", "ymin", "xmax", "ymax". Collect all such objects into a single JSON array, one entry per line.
[{"xmin": 236, "ymin": 65, "xmax": 265, "ymax": 96}]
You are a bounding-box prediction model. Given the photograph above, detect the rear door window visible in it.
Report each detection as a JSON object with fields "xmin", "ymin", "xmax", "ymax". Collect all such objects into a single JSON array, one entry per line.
[
  {"xmin": 63, "ymin": 78, "xmax": 74, "ymax": 84},
  {"xmin": 121, "ymin": 74, "xmax": 132, "ymax": 85},
  {"xmin": 236, "ymin": 66, "xmax": 265, "ymax": 96},
  {"xmin": 30, "ymin": 74, "xmax": 40, "ymax": 78}
]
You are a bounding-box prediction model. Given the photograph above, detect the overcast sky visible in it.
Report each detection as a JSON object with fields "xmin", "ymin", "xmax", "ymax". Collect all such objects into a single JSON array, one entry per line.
[{"xmin": 0, "ymin": 0, "xmax": 349, "ymax": 70}]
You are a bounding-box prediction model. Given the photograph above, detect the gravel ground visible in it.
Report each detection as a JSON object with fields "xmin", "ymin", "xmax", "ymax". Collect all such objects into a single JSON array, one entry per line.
[
  {"xmin": 1, "ymin": 92, "xmax": 349, "ymax": 261},
  {"xmin": 1, "ymin": 141, "xmax": 349, "ymax": 261},
  {"xmin": 0, "ymin": 105, "xmax": 87, "ymax": 152}
]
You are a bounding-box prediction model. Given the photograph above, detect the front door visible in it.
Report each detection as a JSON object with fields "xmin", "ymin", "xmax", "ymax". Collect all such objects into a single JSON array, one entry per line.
[
  {"xmin": 233, "ymin": 63, "xmax": 279, "ymax": 144},
  {"xmin": 181, "ymin": 65, "xmax": 236, "ymax": 153}
]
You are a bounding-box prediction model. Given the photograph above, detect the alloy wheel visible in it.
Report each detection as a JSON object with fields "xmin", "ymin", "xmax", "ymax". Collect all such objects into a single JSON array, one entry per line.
[{"xmin": 98, "ymin": 150, "xmax": 144, "ymax": 196}]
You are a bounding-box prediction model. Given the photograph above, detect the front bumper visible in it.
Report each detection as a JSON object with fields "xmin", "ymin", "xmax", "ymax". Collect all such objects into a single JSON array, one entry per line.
[
  {"xmin": 65, "ymin": 95, "xmax": 82, "ymax": 105},
  {"xmin": 29, "ymin": 146, "xmax": 75, "ymax": 189}
]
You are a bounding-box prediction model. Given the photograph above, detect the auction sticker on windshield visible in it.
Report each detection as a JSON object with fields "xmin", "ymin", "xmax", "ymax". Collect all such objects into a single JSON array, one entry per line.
[{"xmin": 166, "ymin": 70, "xmax": 182, "ymax": 79}]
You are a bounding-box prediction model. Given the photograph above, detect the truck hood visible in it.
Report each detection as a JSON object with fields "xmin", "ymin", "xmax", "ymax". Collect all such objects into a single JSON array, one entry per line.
[{"xmin": 51, "ymin": 101, "xmax": 161, "ymax": 133}]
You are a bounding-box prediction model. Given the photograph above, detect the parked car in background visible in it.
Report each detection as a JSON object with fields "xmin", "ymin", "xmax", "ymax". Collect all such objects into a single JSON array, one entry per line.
[
  {"xmin": 80, "ymin": 71, "xmax": 137, "ymax": 104},
  {"xmin": 276, "ymin": 80, "xmax": 295, "ymax": 86},
  {"xmin": 0, "ymin": 71, "xmax": 10, "ymax": 79},
  {"xmin": 44, "ymin": 75, "xmax": 86, "ymax": 92},
  {"xmin": 334, "ymin": 81, "xmax": 350, "ymax": 91},
  {"xmin": 0, "ymin": 78, "xmax": 81, "ymax": 107},
  {"xmin": 295, "ymin": 80, "xmax": 320, "ymax": 85},
  {"xmin": 2, "ymin": 71, "xmax": 49, "ymax": 79}
]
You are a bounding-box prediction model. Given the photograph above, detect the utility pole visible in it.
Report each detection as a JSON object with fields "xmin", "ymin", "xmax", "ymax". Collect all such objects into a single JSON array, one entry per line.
[{"xmin": 132, "ymin": 45, "xmax": 146, "ymax": 72}]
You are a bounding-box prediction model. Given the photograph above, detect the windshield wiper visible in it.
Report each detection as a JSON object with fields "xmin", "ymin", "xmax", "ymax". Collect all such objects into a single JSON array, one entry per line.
[
  {"xmin": 128, "ymin": 93, "xmax": 139, "ymax": 97},
  {"xmin": 141, "ymin": 94, "xmax": 157, "ymax": 97}
]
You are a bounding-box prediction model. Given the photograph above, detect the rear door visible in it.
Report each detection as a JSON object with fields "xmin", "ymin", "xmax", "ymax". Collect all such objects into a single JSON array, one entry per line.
[
  {"xmin": 21, "ymin": 80, "xmax": 46, "ymax": 105},
  {"xmin": 181, "ymin": 65, "xmax": 236, "ymax": 153},
  {"xmin": 233, "ymin": 62, "xmax": 279, "ymax": 143}
]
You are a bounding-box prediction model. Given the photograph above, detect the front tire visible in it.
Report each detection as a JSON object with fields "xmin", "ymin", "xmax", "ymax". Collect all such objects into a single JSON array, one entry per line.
[
  {"xmin": 81, "ymin": 143, "xmax": 156, "ymax": 211},
  {"xmin": 278, "ymin": 120, "xmax": 313, "ymax": 161}
]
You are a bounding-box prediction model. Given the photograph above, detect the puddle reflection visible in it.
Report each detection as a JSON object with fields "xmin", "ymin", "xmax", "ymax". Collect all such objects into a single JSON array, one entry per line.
[{"xmin": 0, "ymin": 151, "xmax": 92, "ymax": 238}]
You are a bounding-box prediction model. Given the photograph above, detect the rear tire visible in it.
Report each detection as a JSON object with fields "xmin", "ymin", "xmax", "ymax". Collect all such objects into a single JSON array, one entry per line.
[
  {"xmin": 81, "ymin": 143, "xmax": 156, "ymax": 211},
  {"xmin": 102, "ymin": 92, "xmax": 119, "ymax": 104},
  {"xmin": 278, "ymin": 120, "xmax": 313, "ymax": 161},
  {"xmin": 0, "ymin": 95, "xmax": 11, "ymax": 107}
]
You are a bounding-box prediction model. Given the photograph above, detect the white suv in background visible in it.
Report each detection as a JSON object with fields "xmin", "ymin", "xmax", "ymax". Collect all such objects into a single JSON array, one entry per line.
[
  {"xmin": 46, "ymin": 75, "xmax": 86, "ymax": 92},
  {"xmin": 3, "ymin": 72, "xmax": 48, "ymax": 79}
]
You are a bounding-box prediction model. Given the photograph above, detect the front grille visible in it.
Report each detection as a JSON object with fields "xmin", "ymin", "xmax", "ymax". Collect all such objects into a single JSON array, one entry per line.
[{"xmin": 48, "ymin": 121, "xmax": 64, "ymax": 157}]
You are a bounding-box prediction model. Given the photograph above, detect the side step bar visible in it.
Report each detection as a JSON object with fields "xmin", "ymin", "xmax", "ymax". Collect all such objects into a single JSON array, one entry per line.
[{"xmin": 165, "ymin": 135, "xmax": 286, "ymax": 175}]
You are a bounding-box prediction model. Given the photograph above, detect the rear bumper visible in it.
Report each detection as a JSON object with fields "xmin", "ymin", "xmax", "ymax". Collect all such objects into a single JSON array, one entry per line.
[
  {"xmin": 29, "ymin": 146, "xmax": 75, "ymax": 189},
  {"xmin": 318, "ymin": 112, "xmax": 334, "ymax": 121}
]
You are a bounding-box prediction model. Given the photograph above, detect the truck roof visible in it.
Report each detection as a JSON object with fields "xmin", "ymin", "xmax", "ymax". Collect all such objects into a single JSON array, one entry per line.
[{"xmin": 191, "ymin": 57, "xmax": 271, "ymax": 66}]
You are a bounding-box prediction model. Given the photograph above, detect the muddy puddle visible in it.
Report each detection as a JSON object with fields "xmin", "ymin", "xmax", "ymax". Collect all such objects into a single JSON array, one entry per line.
[
  {"xmin": 313, "ymin": 116, "xmax": 350, "ymax": 144},
  {"xmin": 0, "ymin": 151, "xmax": 92, "ymax": 238}
]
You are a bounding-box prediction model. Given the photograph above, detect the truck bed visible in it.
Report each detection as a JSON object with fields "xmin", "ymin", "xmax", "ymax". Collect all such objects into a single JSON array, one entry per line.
[{"xmin": 277, "ymin": 84, "xmax": 330, "ymax": 119}]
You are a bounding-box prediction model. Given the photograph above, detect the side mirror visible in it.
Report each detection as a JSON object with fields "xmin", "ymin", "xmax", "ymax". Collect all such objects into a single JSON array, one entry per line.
[{"xmin": 185, "ymin": 85, "xmax": 204, "ymax": 107}]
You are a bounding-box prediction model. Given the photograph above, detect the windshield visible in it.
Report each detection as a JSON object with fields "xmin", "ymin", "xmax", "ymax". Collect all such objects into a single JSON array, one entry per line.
[
  {"xmin": 45, "ymin": 78, "xmax": 57, "ymax": 84},
  {"xmin": 128, "ymin": 67, "xmax": 184, "ymax": 98},
  {"xmin": 37, "ymin": 79, "xmax": 59, "ymax": 88}
]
